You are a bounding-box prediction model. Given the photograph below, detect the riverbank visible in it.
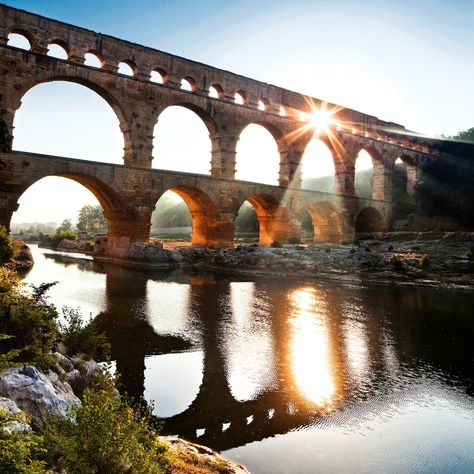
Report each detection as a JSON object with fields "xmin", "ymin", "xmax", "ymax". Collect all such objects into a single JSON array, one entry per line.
[{"xmin": 90, "ymin": 232, "xmax": 474, "ymax": 291}]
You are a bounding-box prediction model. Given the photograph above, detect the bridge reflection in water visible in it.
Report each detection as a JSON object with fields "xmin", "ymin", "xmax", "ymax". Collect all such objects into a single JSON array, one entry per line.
[{"xmin": 50, "ymin": 256, "xmax": 470, "ymax": 453}]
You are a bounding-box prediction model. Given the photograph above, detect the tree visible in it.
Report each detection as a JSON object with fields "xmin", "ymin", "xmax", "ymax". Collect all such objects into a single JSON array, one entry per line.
[
  {"xmin": 77, "ymin": 205, "xmax": 107, "ymax": 232},
  {"xmin": 57, "ymin": 218, "xmax": 73, "ymax": 232}
]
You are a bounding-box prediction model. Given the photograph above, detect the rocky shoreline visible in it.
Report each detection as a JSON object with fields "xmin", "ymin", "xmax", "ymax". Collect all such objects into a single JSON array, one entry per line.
[{"xmin": 89, "ymin": 232, "xmax": 474, "ymax": 291}]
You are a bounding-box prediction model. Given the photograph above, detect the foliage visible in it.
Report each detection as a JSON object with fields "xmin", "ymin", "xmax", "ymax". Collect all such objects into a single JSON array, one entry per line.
[
  {"xmin": 57, "ymin": 219, "xmax": 73, "ymax": 232},
  {"xmin": 77, "ymin": 204, "xmax": 107, "ymax": 232},
  {"xmin": 10, "ymin": 222, "xmax": 58, "ymax": 237},
  {"xmin": 391, "ymin": 163, "xmax": 417, "ymax": 222},
  {"xmin": 390, "ymin": 255, "xmax": 404, "ymax": 272},
  {"xmin": 0, "ymin": 273, "xmax": 59, "ymax": 370},
  {"xmin": 58, "ymin": 307, "xmax": 110, "ymax": 361},
  {"xmin": 0, "ymin": 410, "xmax": 51, "ymax": 474},
  {"xmin": 0, "ymin": 225, "xmax": 17, "ymax": 265},
  {"xmin": 42, "ymin": 388, "xmax": 170, "ymax": 474},
  {"xmin": 50, "ymin": 229, "xmax": 77, "ymax": 248},
  {"xmin": 271, "ymin": 241, "xmax": 282, "ymax": 248},
  {"xmin": 451, "ymin": 127, "xmax": 474, "ymax": 143},
  {"xmin": 151, "ymin": 196, "xmax": 191, "ymax": 230},
  {"xmin": 235, "ymin": 202, "xmax": 258, "ymax": 233}
]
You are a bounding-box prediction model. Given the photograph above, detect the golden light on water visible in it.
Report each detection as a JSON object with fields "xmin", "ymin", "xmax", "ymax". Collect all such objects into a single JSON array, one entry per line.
[{"xmin": 290, "ymin": 288, "xmax": 336, "ymax": 408}]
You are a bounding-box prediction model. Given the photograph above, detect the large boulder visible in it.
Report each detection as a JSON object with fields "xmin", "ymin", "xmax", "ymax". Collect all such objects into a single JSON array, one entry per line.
[
  {"xmin": 0, "ymin": 366, "xmax": 81, "ymax": 425},
  {"xmin": 13, "ymin": 240, "xmax": 34, "ymax": 270}
]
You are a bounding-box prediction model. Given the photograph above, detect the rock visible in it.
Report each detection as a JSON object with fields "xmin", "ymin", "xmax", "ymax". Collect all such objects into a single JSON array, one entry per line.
[
  {"xmin": 162, "ymin": 436, "xmax": 251, "ymax": 473},
  {"xmin": 0, "ymin": 397, "xmax": 31, "ymax": 434},
  {"xmin": 54, "ymin": 352, "xmax": 75, "ymax": 372},
  {"xmin": 0, "ymin": 366, "xmax": 81, "ymax": 425},
  {"xmin": 13, "ymin": 240, "xmax": 34, "ymax": 269}
]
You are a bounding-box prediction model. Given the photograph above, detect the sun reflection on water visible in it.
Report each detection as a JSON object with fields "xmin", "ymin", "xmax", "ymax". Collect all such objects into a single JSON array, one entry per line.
[{"xmin": 290, "ymin": 287, "xmax": 336, "ymax": 408}]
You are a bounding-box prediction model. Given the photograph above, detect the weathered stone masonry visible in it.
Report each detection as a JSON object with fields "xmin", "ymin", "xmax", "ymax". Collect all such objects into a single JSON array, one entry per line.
[{"xmin": 0, "ymin": 4, "xmax": 446, "ymax": 258}]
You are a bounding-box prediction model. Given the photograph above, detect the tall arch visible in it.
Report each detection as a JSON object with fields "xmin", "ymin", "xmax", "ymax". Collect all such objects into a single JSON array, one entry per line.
[
  {"xmin": 153, "ymin": 104, "xmax": 216, "ymax": 174},
  {"xmin": 12, "ymin": 78, "xmax": 127, "ymax": 163},
  {"xmin": 354, "ymin": 149, "xmax": 375, "ymax": 198},
  {"xmin": 153, "ymin": 186, "xmax": 218, "ymax": 246},
  {"xmin": 305, "ymin": 201, "xmax": 345, "ymax": 243},
  {"xmin": 300, "ymin": 138, "xmax": 336, "ymax": 192},
  {"xmin": 235, "ymin": 123, "xmax": 281, "ymax": 185},
  {"xmin": 355, "ymin": 207, "xmax": 384, "ymax": 233},
  {"xmin": 238, "ymin": 194, "xmax": 289, "ymax": 245}
]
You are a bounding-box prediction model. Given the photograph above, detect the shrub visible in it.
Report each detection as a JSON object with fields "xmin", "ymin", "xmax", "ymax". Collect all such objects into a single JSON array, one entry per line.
[
  {"xmin": 50, "ymin": 230, "xmax": 77, "ymax": 249},
  {"xmin": 42, "ymin": 388, "xmax": 170, "ymax": 474},
  {"xmin": 420, "ymin": 254, "xmax": 430, "ymax": 269},
  {"xmin": 0, "ymin": 276, "xmax": 59, "ymax": 370},
  {"xmin": 271, "ymin": 241, "xmax": 282, "ymax": 248},
  {"xmin": 0, "ymin": 225, "xmax": 17, "ymax": 265},
  {"xmin": 58, "ymin": 307, "xmax": 110, "ymax": 361}
]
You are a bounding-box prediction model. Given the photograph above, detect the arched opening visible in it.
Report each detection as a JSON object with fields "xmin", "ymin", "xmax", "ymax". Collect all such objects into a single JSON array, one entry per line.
[
  {"xmin": 235, "ymin": 201, "xmax": 259, "ymax": 244},
  {"xmin": 13, "ymin": 81, "xmax": 124, "ymax": 164},
  {"xmin": 209, "ymin": 84, "xmax": 224, "ymax": 99},
  {"xmin": 306, "ymin": 202, "xmax": 344, "ymax": 243},
  {"xmin": 279, "ymin": 105, "xmax": 286, "ymax": 117},
  {"xmin": 118, "ymin": 61, "xmax": 136, "ymax": 76},
  {"xmin": 354, "ymin": 149, "xmax": 374, "ymax": 198},
  {"xmin": 258, "ymin": 99, "xmax": 270, "ymax": 111},
  {"xmin": 84, "ymin": 51, "xmax": 103, "ymax": 68},
  {"xmin": 10, "ymin": 176, "xmax": 109, "ymax": 239},
  {"xmin": 151, "ymin": 191, "xmax": 192, "ymax": 245},
  {"xmin": 301, "ymin": 139, "xmax": 335, "ymax": 191},
  {"xmin": 152, "ymin": 187, "xmax": 217, "ymax": 247},
  {"xmin": 153, "ymin": 105, "xmax": 213, "ymax": 174},
  {"xmin": 301, "ymin": 210, "xmax": 314, "ymax": 243},
  {"xmin": 7, "ymin": 32, "xmax": 32, "ymax": 50},
  {"xmin": 234, "ymin": 91, "xmax": 247, "ymax": 105},
  {"xmin": 235, "ymin": 124, "xmax": 280, "ymax": 185},
  {"xmin": 181, "ymin": 77, "xmax": 197, "ymax": 92},
  {"xmin": 355, "ymin": 207, "xmax": 384, "ymax": 233},
  {"xmin": 150, "ymin": 68, "xmax": 167, "ymax": 84},
  {"xmin": 47, "ymin": 41, "xmax": 69, "ymax": 60},
  {"xmin": 391, "ymin": 157, "xmax": 417, "ymax": 222},
  {"xmin": 237, "ymin": 195, "xmax": 288, "ymax": 245}
]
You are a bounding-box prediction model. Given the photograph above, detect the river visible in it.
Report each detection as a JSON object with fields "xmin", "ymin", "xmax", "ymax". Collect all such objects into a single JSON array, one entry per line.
[{"xmin": 23, "ymin": 245, "xmax": 474, "ymax": 473}]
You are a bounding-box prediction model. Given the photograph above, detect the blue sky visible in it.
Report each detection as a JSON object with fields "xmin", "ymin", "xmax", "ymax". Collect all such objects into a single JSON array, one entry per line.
[
  {"xmin": 5, "ymin": 0, "xmax": 474, "ymax": 224},
  {"xmin": 5, "ymin": 0, "xmax": 473, "ymax": 134}
]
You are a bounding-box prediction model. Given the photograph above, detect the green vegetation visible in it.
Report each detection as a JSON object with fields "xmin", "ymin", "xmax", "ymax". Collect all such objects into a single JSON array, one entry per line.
[
  {"xmin": 49, "ymin": 229, "xmax": 77, "ymax": 249},
  {"xmin": 59, "ymin": 307, "xmax": 110, "ymax": 361},
  {"xmin": 151, "ymin": 195, "xmax": 191, "ymax": 230},
  {"xmin": 415, "ymin": 128, "xmax": 474, "ymax": 230},
  {"xmin": 77, "ymin": 205, "xmax": 107, "ymax": 233},
  {"xmin": 0, "ymin": 225, "xmax": 17, "ymax": 265}
]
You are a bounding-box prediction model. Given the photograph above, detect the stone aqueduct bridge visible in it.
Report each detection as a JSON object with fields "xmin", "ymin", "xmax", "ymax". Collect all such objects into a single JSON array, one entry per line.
[{"xmin": 0, "ymin": 5, "xmax": 445, "ymax": 257}]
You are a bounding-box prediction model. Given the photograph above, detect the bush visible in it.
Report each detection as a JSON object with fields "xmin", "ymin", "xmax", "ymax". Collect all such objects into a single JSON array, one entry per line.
[
  {"xmin": 420, "ymin": 254, "xmax": 430, "ymax": 269},
  {"xmin": 0, "ymin": 274, "xmax": 59, "ymax": 370},
  {"xmin": 390, "ymin": 255, "xmax": 404, "ymax": 271},
  {"xmin": 0, "ymin": 225, "xmax": 17, "ymax": 265},
  {"xmin": 42, "ymin": 388, "xmax": 170, "ymax": 474},
  {"xmin": 271, "ymin": 241, "xmax": 282, "ymax": 248},
  {"xmin": 58, "ymin": 307, "xmax": 110, "ymax": 361},
  {"xmin": 50, "ymin": 230, "xmax": 77, "ymax": 249}
]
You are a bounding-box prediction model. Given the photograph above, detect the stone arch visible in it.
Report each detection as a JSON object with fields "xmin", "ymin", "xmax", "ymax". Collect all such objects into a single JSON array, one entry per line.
[
  {"xmin": 153, "ymin": 103, "xmax": 217, "ymax": 174},
  {"xmin": 209, "ymin": 83, "xmax": 224, "ymax": 99},
  {"xmin": 300, "ymin": 137, "xmax": 336, "ymax": 192},
  {"xmin": 7, "ymin": 28, "xmax": 35, "ymax": 49},
  {"xmin": 11, "ymin": 78, "xmax": 127, "ymax": 164},
  {"xmin": 118, "ymin": 59, "xmax": 138, "ymax": 76},
  {"xmin": 150, "ymin": 67, "xmax": 168, "ymax": 84},
  {"xmin": 84, "ymin": 50, "xmax": 106, "ymax": 68},
  {"xmin": 397, "ymin": 154, "xmax": 419, "ymax": 194},
  {"xmin": 47, "ymin": 38, "xmax": 71, "ymax": 59},
  {"xmin": 235, "ymin": 123, "xmax": 284, "ymax": 185},
  {"xmin": 305, "ymin": 201, "xmax": 345, "ymax": 243},
  {"xmin": 154, "ymin": 186, "xmax": 219, "ymax": 247},
  {"xmin": 355, "ymin": 207, "xmax": 384, "ymax": 233},
  {"xmin": 238, "ymin": 194, "xmax": 289, "ymax": 245}
]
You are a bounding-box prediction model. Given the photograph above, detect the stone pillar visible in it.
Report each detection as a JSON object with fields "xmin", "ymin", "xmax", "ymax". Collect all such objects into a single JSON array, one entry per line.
[
  {"xmin": 104, "ymin": 203, "xmax": 153, "ymax": 258},
  {"xmin": 285, "ymin": 146, "xmax": 304, "ymax": 189},
  {"xmin": 121, "ymin": 107, "xmax": 157, "ymax": 168},
  {"xmin": 334, "ymin": 160, "xmax": 355, "ymax": 195},
  {"xmin": 406, "ymin": 162, "xmax": 420, "ymax": 194},
  {"xmin": 372, "ymin": 161, "xmax": 393, "ymax": 201},
  {"xmin": 210, "ymin": 130, "xmax": 240, "ymax": 179},
  {"xmin": 0, "ymin": 190, "xmax": 19, "ymax": 231}
]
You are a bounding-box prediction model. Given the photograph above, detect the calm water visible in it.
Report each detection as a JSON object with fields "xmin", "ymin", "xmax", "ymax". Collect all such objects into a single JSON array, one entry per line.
[{"xmin": 24, "ymin": 245, "xmax": 474, "ymax": 473}]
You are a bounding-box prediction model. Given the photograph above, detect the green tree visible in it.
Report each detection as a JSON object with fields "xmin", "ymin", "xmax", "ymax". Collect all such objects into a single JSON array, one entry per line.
[
  {"xmin": 0, "ymin": 225, "xmax": 17, "ymax": 265},
  {"xmin": 77, "ymin": 205, "xmax": 107, "ymax": 232},
  {"xmin": 57, "ymin": 219, "xmax": 73, "ymax": 232}
]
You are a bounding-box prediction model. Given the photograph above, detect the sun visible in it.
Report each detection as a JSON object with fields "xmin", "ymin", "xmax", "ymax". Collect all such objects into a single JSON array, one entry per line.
[{"xmin": 309, "ymin": 108, "xmax": 333, "ymax": 134}]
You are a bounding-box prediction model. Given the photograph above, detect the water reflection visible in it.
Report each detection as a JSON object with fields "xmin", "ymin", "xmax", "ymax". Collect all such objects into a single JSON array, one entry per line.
[
  {"xmin": 289, "ymin": 287, "xmax": 335, "ymax": 408},
  {"xmin": 23, "ymin": 246, "xmax": 474, "ymax": 470}
]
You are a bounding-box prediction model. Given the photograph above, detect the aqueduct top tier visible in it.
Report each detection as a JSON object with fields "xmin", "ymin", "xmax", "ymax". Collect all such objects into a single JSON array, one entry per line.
[{"xmin": 0, "ymin": 3, "xmax": 442, "ymax": 189}]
